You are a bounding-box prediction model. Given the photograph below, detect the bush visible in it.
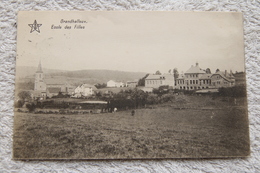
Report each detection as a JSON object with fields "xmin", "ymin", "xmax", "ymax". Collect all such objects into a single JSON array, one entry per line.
[
  {"xmin": 218, "ymin": 86, "xmax": 246, "ymax": 97},
  {"xmin": 175, "ymin": 95, "xmax": 189, "ymax": 108},
  {"xmin": 14, "ymin": 100, "xmax": 24, "ymax": 108},
  {"xmin": 26, "ymin": 103, "xmax": 36, "ymax": 112},
  {"xmin": 146, "ymin": 94, "xmax": 159, "ymax": 105},
  {"xmin": 160, "ymin": 93, "xmax": 175, "ymax": 103}
]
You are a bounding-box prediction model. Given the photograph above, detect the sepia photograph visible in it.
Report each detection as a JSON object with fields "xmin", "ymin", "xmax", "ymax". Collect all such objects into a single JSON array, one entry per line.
[{"xmin": 13, "ymin": 11, "xmax": 250, "ymax": 160}]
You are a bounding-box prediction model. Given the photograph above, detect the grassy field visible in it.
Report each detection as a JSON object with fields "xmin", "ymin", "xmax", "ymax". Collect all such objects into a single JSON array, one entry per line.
[{"xmin": 13, "ymin": 101, "xmax": 250, "ymax": 159}]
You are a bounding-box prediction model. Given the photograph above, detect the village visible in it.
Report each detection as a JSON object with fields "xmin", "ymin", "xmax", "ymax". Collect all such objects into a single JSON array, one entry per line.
[
  {"xmin": 13, "ymin": 61, "xmax": 248, "ymax": 159},
  {"xmin": 14, "ymin": 61, "xmax": 246, "ymax": 114}
]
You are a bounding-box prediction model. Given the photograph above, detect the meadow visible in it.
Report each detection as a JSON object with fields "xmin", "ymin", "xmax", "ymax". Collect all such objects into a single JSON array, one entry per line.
[{"xmin": 13, "ymin": 97, "xmax": 249, "ymax": 159}]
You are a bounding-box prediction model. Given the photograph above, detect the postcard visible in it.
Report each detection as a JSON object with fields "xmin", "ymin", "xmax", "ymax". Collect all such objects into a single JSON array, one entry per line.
[{"xmin": 13, "ymin": 11, "xmax": 249, "ymax": 159}]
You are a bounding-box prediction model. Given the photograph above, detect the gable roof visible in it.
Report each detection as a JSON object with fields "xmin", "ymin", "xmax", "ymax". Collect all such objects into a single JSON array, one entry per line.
[
  {"xmin": 211, "ymin": 71, "xmax": 235, "ymax": 82},
  {"xmin": 45, "ymin": 78, "xmax": 68, "ymax": 85},
  {"xmin": 47, "ymin": 87, "xmax": 61, "ymax": 93},
  {"xmin": 77, "ymin": 84, "xmax": 97, "ymax": 90}
]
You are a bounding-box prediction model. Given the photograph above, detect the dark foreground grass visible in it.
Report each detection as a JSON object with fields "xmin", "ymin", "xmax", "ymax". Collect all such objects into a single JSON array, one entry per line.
[{"xmin": 13, "ymin": 106, "xmax": 250, "ymax": 159}]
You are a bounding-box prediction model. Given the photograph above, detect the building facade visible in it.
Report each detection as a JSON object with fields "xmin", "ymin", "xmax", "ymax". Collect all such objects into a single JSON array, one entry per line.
[
  {"xmin": 73, "ymin": 84, "xmax": 97, "ymax": 97},
  {"xmin": 211, "ymin": 70, "xmax": 235, "ymax": 88},
  {"xmin": 126, "ymin": 80, "xmax": 138, "ymax": 88},
  {"xmin": 176, "ymin": 63, "xmax": 235, "ymax": 90},
  {"xmin": 107, "ymin": 80, "xmax": 124, "ymax": 87},
  {"xmin": 145, "ymin": 74, "xmax": 174, "ymax": 88}
]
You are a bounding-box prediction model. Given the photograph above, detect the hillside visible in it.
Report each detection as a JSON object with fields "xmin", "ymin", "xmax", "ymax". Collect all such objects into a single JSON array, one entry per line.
[
  {"xmin": 16, "ymin": 66, "xmax": 147, "ymax": 85},
  {"xmin": 48, "ymin": 70, "xmax": 147, "ymax": 85},
  {"xmin": 16, "ymin": 66, "xmax": 67, "ymax": 79}
]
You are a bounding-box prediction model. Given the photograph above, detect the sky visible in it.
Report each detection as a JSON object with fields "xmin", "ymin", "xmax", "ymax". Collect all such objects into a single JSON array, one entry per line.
[{"xmin": 16, "ymin": 11, "xmax": 245, "ymax": 74}]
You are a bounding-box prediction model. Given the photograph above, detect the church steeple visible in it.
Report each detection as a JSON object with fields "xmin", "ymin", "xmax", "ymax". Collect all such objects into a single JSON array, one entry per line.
[
  {"xmin": 34, "ymin": 60, "xmax": 46, "ymax": 91},
  {"xmin": 36, "ymin": 60, "xmax": 43, "ymax": 73}
]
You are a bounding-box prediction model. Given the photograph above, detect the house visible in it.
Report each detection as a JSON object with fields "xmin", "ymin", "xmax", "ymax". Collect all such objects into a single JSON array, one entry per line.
[
  {"xmin": 211, "ymin": 70, "xmax": 235, "ymax": 88},
  {"xmin": 126, "ymin": 80, "xmax": 138, "ymax": 87},
  {"xmin": 47, "ymin": 87, "xmax": 61, "ymax": 98},
  {"xmin": 145, "ymin": 74, "xmax": 174, "ymax": 88},
  {"xmin": 107, "ymin": 80, "xmax": 124, "ymax": 88},
  {"xmin": 73, "ymin": 84, "xmax": 97, "ymax": 97}
]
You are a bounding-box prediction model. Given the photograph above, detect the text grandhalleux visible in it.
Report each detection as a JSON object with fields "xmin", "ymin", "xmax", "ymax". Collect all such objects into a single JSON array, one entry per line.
[{"xmin": 60, "ymin": 19, "xmax": 87, "ymax": 23}]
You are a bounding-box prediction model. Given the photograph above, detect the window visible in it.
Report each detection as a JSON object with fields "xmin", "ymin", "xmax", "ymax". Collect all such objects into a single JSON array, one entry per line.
[
  {"xmin": 180, "ymin": 87, "xmax": 182, "ymax": 89},
  {"xmin": 191, "ymin": 87, "xmax": 193, "ymax": 89},
  {"xmin": 190, "ymin": 80, "xmax": 192, "ymax": 84},
  {"xmin": 196, "ymin": 80, "xmax": 198, "ymax": 84}
]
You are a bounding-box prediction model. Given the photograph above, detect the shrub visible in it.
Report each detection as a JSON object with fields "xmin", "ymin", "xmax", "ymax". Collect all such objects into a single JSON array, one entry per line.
[
  {"xmin": 26, "ymin": 103, "xmax": 36, "ymax": 112},
  {"xmin": 218, "ymin": 86, "xmax": 246, "ymax": 97},
  {"xmin": 175, "ymin": 95, "xmax": 189, "ymax": 108},
  {"xmin": 146, "ymin": 94, "xmax": 159, "ymax": 105},
  {"xmin": 160, "ymin": 93, "xmax": 175, "ymax": 103},
  {"xmin": 14, "ymin": 100, "xmax": 24, "ymax": 108}
]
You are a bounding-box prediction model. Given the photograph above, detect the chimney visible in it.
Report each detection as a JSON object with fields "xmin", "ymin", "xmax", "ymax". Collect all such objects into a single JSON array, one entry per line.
[
  {"xmin": 230, "ymin": 70, "xmax": 233, "ymax": 76},
  {"xmin": 225, "ymin": 70, "xmax": 227, "ymax": 77},
  {"xmin": 196, "ymin": 62, "xmax": 198, "ymax": 66}
]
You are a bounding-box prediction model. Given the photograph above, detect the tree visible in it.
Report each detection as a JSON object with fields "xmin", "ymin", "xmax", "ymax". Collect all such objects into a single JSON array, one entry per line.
[
  {"xmin": 95, "ymin": 83, "xmax": 107, "ymax": 89},
  {"xmin": 216, "ymin": 69, "xmax": 220, "ymax": 73},
  {"xmin": 155, "ymin": 70, "xmax": 161, "ymax": 75},
  {"xmin": 18, "ymin": 91, "xmax": 32, "ymax": 106},
  {"xmin": 173, "ymin": 68, "xmax": 179, "ymax": 80},
  {"xmin": 130, "ymin": 88, "xmax": 147, "ymax": 108},
  {"xmin": 26, "ymin": 103, "xmax": 36, "ymax": 112},
  {"xmin": 206, "ymin": 68, "xmax": 211, "ymax": 74},
  {"xmin": 138, "ymin": 74, "xmax": 149, "ymax": 86}
]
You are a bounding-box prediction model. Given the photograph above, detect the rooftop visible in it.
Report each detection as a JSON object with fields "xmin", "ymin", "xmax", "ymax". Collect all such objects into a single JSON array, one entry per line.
[
  {"xmin": 185, "ymin": 63, "xmax": 206, "ymax": 74},
  {"xmin": 77, "ymin": 84, "xmax": 97, "ymax": 90},
  {"xmin": 146, "ymin": 74, "xmax": 173, "ymax": 80},
  {"xmin": 212, "ymin": 71, "xmax": 235, "ymax": 82},
  {"xmin": 47, "ymin": 87, "xmax": 61, "ymax": 93}
]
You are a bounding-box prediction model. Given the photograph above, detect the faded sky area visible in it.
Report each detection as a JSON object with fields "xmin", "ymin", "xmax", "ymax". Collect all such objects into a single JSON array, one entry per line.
[{"xmin": 16, "ymin": 11, "xmax": 245, "ymax": 74}]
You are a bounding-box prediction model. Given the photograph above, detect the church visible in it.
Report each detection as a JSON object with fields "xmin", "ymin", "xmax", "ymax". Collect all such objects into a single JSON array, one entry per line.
[{"xmin": 33, "ymin": 61, "xmax": 74, "ymax": 100}]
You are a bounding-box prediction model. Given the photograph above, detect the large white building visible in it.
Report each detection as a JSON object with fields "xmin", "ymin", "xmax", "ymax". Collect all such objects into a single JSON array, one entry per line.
[
  {"xmin": 175, "ymin": 63, "xmax": 235, "ymax": 90},
  {"xmin": 145, "ymin": 74, "xmax": 174, "ymax": 88},
  {"xmin": 107, "ymin": 80, "xmax": 125, "ymax": 88},
  {"xmin": 73, "ymin": 84, "xmax": 97, "ymax": 97}
]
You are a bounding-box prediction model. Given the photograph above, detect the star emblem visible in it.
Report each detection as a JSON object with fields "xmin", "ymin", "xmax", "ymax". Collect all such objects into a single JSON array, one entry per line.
[{"xmin": 28, "ymin": 20, "xmax": 42, "ymax": 33}]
